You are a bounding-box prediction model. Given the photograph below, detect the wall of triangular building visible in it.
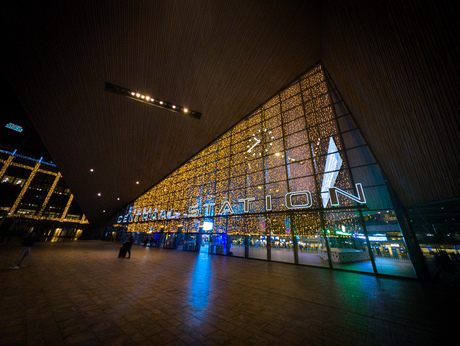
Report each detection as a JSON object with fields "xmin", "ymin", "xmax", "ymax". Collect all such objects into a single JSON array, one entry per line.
[{"xmin": 111, "ymin": 63, "xmax": 429, "ymax": 279}]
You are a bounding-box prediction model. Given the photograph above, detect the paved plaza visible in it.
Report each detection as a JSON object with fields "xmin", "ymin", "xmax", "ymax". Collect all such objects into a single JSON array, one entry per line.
[{"xmin": 0, "ymin": 240, "xmax": 457, "ymax": 345}]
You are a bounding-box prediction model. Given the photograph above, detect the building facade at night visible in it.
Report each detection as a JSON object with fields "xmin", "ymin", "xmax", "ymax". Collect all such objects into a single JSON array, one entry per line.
[
  {"xmin": 0, "ymin": 148, "xmax": 88, "ymax": 242},
  {"xmin": 110, "ymin": 64, "xmax": 433, "ymax": 279}
]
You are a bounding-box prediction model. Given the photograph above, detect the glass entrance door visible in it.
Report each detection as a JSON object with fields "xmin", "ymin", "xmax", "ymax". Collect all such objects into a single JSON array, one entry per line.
[{"xmin": 200, "ymin": 234, "xmax": 210, "ymax": 253}]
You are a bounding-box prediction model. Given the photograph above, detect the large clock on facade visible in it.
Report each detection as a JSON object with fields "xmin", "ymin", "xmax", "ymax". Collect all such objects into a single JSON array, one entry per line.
[{"xmin": 246, "ymin": 128, "xmax": 277, "ymax": 159}]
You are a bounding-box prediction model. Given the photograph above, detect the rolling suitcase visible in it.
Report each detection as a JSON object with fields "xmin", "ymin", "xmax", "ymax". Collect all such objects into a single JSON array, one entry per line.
[{"xmin": 118, "ymin": 246, "xmax": 127, "ymax": 258}]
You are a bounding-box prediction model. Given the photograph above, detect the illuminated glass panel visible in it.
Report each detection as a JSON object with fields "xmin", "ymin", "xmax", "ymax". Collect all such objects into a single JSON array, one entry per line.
[{"xmin": 280, "ymin": 83, "xmax": 300, "ymax": 101}]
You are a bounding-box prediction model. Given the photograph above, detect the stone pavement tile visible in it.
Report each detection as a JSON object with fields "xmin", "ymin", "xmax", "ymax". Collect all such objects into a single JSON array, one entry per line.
[
  {"xmin": 279, "ymin": 330, "xmax": 306, "ymax": 344},
  {"xmin": 175, "ymin": 331, "xmax": 205, "ymax": 345},
  {"xmin": 209, "ymin": 316, "xmax": 240, "ymax": 333},
  {"xmin": 91, "ymin": 320, "xmax": 123, "ymax": 340},
  {"xmin": 148, "ymin": 329, "xmax": 177, "ymax": 345},
  {"xmin": 84, "ymin": 313, "xmax": 112, "ymax": 328},
  {"xmin": 120, "ymin": 323, "xmax": 139, "ymax": 336},
  {"xmin": 182, "ymin": 316, "xmax": 206, "ymax": 328},
  {"xmin": 1, "ymin": 241, "xmax": 459, "ymax": 345},
  {"xmin": 193, "ymin": 322, "xmax": 219, "ymax": 337},
  {"xmin": 138, "ymin": 321, "xmax": 165, "ymax": 337},
  {"xmin": 123, "ymin": 312, "xmax": 147, "ymax": 323},
  {"xmin": 175, "ymin": 323, "xmax": 207, "ymax": 341},
  {"xmin": 261, "ymin": 323, "xmax": 285, "ymax": 338},
  {"xmin": 162, "ymin": 339, "xmax": 193, "ymax": 346},
  {"xmin": 129, "ymin": 331, "xmax": 149, "ymax": 344},
  {"xmin": 63, "ymin": 329, "xmax": 99, "ymax": 345},
  {"xmin": 162, "ymin": 316, "xmax": 184, "ymax": 328},
  {"xmin": 237, "ymin": 333, "xmax": 271, "ymax": 345},
  {"xmin": 239, "ymin": 330, "xmax": 263, "ymax": 343},
  {"xmin": 206, "ymin": 329, "xmax": 235, "ymax": 344},
  {"xmin": 101, "ymin": 333, "xmax": 135, "ymax": 346}
]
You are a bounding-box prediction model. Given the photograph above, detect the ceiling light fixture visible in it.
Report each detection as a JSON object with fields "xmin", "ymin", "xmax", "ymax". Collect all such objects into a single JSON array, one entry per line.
[{"xmin": 105, "ymin": 82, "xmax": 201, "ymax": 119}]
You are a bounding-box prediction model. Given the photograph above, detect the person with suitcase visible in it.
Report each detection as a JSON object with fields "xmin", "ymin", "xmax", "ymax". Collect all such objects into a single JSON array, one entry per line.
[{"xmin": 118, "ymin": 235, "xmax": 134, "ymax": 259}]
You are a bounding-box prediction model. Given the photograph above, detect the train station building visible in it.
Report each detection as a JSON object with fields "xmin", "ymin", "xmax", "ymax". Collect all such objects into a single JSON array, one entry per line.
[{"xmin": 2, "ymin": 1, "xmax": 459, "ymax": 282}]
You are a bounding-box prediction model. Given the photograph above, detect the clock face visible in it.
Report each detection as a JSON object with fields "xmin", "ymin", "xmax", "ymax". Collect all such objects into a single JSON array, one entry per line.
[{"xmin": 246, "ymin": 128, "xmax": 277, "ymax": 159}]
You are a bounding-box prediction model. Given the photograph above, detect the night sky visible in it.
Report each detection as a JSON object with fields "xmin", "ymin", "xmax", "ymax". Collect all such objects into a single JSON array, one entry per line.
[{"xmin": 0, "ymin": 72, "xmax": 52, "ymax": 162}]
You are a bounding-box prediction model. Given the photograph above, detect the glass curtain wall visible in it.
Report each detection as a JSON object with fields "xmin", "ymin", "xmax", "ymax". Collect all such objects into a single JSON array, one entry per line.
[{"xmin": 114, "ymin": 64, "xmax": 417, "ymax": 278}]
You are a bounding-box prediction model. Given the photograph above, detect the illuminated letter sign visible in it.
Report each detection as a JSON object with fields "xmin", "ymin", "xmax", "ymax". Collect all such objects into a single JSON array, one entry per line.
[
  {"xmin": 329, "ymin": 183, "xmax": 366, "ymax": 206},
  {"xmin": 218, "ymin": 201, "xmax": 235, "ymax": 215},
  {"xmin": 238, "ymin": 197, "xmax": 255, "ymax": 213},
  {"xmin": 128, "ymin": 208, "xmax": 135, "ymax": 222},
  {"xmin": 159, "ymin": 210, "xmax": 167, "ymax": 219},
  {"xmin": 188, "ymin": 204, "xmax": 200, "ymax": 217},
  {"xmin": 203, "ymin": 203, "xmax": 216, "ymax": 216},
  {"xmin": 5, "ymin": 123, "xmax": 23, "ymax": 132},
  {"xmin": 266, "ymin": 195, "xmax": 272, "ymax": 211},
  {"xmin": 150, "ymin": 209, "xmax": 158, "ymax": 220},
  {"xmin": 285, "ymin": 190, "xmax": 312, "ymax": 209},
  {"xmin": 143, "ymin": 208, "xmax": 151, "ymax": 221},
  {"xmin": 116, "ymin": 183, "xmax": 367, "ymax": 224}
]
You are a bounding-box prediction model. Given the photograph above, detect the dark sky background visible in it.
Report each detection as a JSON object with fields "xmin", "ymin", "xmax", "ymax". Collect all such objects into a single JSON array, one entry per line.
[{"xmin": 0, "ymin": 72, "xmax": 52, "ymax": 162}]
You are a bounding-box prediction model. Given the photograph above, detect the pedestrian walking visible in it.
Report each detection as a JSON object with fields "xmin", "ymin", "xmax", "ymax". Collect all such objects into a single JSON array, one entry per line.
[{"xmin": 10, "ymin": 231, "xmax": 36, "ymax": 269}]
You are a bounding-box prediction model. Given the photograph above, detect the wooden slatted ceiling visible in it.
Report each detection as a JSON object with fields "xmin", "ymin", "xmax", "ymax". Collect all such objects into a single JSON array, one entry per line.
[
  {"xmin": 322, "ymin": 0, "xmax": 460, "ymax": 206},
  {"xmin": 1, "ymin": 1, "xmax": 322, "ymax": 224}
]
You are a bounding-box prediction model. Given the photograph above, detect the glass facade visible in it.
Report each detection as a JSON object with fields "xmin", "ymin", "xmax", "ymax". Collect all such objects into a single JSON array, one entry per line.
[
  {"xmin": 112, "ymin": 64, "xmax": 417, "ymax": 278},
  {"xmin": 0, "ymin": 148, "xmax": 88, "ymax": 242}
]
